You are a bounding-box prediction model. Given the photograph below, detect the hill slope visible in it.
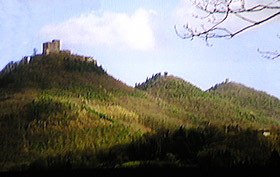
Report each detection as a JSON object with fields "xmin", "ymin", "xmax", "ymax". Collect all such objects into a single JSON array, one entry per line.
[
  {"xmin": 136, "ymin": 73, "xmax": 280, "ymax": 127},
  {"xmin": 208, "ymin": 81, "xmax": 280, "ymax": 120},
  {"xmin": 1, "ymin": 54, "xmax": 202, "ymax": 170},
  {"xmin": 1, "ymin": 55, "xmax": 280, "ymax": 170},
  {"xmin": 0, "ymin": 53, "xmax": 151, "ymax": 170}
]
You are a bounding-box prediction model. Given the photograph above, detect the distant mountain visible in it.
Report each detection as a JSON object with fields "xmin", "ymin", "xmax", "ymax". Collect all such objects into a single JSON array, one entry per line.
[{"xmin": 1, "ymin": 54, "xmax": 280, "ymax": 171}]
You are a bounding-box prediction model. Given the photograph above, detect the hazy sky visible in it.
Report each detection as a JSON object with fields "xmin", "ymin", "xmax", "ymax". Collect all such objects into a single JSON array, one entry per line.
[{"xmin": 1, "ymin": 0, "xmax": 280, "ymax": 98}]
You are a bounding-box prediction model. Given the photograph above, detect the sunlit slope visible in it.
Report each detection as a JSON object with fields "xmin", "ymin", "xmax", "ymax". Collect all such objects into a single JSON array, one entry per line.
[
  {"xmin": 208, "ymin": 81, "xmax": 280, "ymax": 120},
  {"xmin": 1, "ymin": 54, "xmax": 214, "ymax": 170},
  {"xmin": 0, "ymin": 54, "xmax": 168, "ymax": 170},
  {"xmin": 136, "ymin": 74, "xmax": 280, "ymax": 127},
  {"xmin": 1, "ymin": 54, "xmax": 280, "ymax": 170}
]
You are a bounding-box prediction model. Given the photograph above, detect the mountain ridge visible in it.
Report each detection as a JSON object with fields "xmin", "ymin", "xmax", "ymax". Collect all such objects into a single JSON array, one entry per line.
[{"xmin": 1, "ymin": 52, "xmax": 280, "ymax": 170}]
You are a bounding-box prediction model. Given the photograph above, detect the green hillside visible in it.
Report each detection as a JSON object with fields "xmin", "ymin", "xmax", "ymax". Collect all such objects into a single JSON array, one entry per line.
[
  {"xmin": 0, "ymin": 54, "xmax": 185, "ymax": 170},
  {"xmin": 136, "ymin": 73, "xmax": 280, "ymax": 128},
  {"xmin": 208, "ymin": 81, "xmax": 280, "ymax": 121},
  {"xmin": 1, "ymin": 54, "xmax": 280, "ymax": 170}
]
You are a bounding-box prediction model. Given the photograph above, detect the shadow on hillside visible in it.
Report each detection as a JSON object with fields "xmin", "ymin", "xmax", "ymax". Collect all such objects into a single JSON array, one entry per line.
[{"xmin": 20, "ymin": 125, "xmax": 280, "ymax": 172}]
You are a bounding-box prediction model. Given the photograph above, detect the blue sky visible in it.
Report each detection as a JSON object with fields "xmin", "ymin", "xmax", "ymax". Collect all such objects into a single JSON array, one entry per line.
[{"xmin": 1, "ymin": 0, "xmax": 280, "ymax": 98}]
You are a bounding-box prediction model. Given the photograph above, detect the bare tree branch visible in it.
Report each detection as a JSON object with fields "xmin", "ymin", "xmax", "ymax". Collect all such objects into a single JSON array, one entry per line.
[
  {"xmin": 258, "ymin": 49, "xmax": 280, "ymax": 60},
  {"xmin": 176, "ymin": 0, "xmax": 280, "ymax": 40},
  {"xmin": 258, "ymin": 34, "xmax": 280, "ymax": 59},
  {"xmin": 176, "ymin": 0, "xmax": 280, "ymax": 58},
  {"xmin": 230, "ymin": 10, "xmax": 280, "ymax": 37}
]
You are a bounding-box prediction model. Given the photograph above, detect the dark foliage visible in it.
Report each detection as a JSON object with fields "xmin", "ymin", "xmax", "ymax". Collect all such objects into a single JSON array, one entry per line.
[
  {"xmin": 135, "ymin": 72, "xmax": 163, "ymax": 90},
  {"xmin": 23, "ymin": 125, "xmax": 280, "ymax": 170},
  {"xmin": 108, "ymin": 125, "xmax": 280, "ymax": 168}
]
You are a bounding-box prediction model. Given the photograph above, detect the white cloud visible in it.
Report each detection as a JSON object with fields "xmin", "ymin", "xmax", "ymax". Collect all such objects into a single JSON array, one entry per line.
[{"xmin": 39, "ymin": 9, "xmax": 156, "ymax": 51}]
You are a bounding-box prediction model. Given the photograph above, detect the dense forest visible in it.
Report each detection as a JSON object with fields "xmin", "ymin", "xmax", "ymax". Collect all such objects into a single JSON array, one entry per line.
[{"xmin": 1, "ymin": 53, "xmax": 280, "ymax": 171}]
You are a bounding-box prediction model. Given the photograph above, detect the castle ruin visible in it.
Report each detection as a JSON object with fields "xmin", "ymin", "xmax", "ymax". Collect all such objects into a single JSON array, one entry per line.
[
  {"xmin": 43, "ymin": 40, "xmax": 61, "ymax": 55},
  {"xmin": 0, "ymin": 39, "xmax": 97, "ymax": 77}
]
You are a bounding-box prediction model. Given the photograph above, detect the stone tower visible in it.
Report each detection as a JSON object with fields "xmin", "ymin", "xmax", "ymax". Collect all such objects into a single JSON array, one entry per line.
[{"xmin": 43, "ymin": 40, "xmax": 60, "ymax": 55}]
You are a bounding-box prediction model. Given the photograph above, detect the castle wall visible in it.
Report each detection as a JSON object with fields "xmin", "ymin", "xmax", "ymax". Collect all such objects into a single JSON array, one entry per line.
[
  {"xmin": 0, "ymin": 56, "xmax": 32, "ymax": 77},
  {"xmin": 60, "ymin": 50, "xmax": 71, "ymax": 55},
  {"xmin": 43, "ymin": 40, "xmax": 60, "ymax": 55},
  {"xmin": 0, "ymin": 62, "xmax": 15, "ymax": 76},
  {"xmin": 20, "ymin": 56, "xmax": 31, "ymax": 65}
]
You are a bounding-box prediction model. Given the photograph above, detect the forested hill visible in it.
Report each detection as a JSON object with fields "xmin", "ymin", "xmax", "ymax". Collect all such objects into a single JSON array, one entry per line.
[
  {"xmin": 136, "ymin": 73, "xmax": 280, "ymax": 127},
  {"xmin": 0, "ymin": 53, "xmax": 130, "ymax": 95},
  {"xmin": 207, "ymin": 81, "xmax": 280, "ymax": 120},
  {"xmin": 1, "ymin": 55, "xmax": 280, "ymax": 171}
]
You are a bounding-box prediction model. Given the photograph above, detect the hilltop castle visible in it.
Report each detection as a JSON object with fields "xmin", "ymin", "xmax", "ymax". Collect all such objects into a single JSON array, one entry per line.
[
  {"xmin": 43, "ymin": 40, "xmax": 61, "ymax": 55},
  {"xmin": 0, "ymin": 40, "xmax": 96, "ymax": 77},
  {"xmin": 43, "ymin": 39, "xmax": 72, "ymax": 55}
]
